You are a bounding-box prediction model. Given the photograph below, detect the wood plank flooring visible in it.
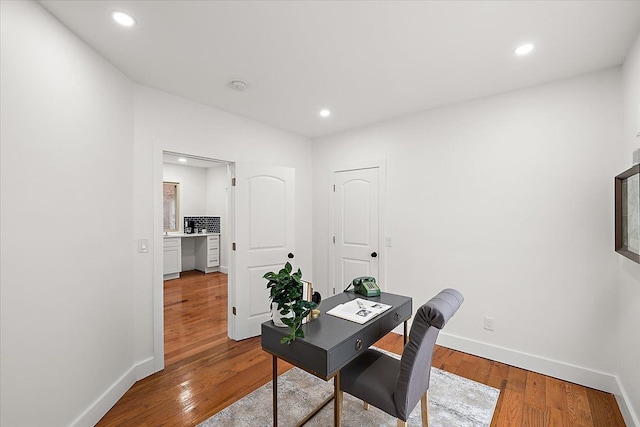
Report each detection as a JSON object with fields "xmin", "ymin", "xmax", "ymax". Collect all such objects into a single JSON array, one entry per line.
[{"xmin": 96, "ymin": 271, "xmax": 626, "ymax": 426}]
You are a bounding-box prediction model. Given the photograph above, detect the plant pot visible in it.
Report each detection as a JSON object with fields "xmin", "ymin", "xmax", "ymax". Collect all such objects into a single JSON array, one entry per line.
[{"xmin": 271, "ymin": 302, "xmax": 293, "ymax": 328}]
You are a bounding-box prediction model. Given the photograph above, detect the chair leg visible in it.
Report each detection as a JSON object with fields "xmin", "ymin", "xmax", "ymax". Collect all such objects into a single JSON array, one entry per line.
[
  {"xmin": 397, "ymin": 420, "xmax": 407, "ymax": 427},
  {"xmin": 363, "ymin": 401, "xmax": 369, "ymax": 410},
  {"xmin": 421, "ymin": 390, "xmax": 429, "ymax": 427}
]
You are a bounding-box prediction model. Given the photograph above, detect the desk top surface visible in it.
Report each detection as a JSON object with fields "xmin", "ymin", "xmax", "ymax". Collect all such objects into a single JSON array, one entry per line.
[
  {"xmin": 262, "ymin": 291, "xmax": 411, "ymax": 351},
  {"xmin": 163, "ymin": 232, "xmax": 220, "ymax": 239}
]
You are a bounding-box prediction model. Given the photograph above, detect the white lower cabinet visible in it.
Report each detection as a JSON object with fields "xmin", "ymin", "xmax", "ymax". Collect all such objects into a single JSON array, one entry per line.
[
  {"xmin": 195, "ymin": 234, "xmax": 220, "ymax": 273},
  {"xmin": 163, "ymin": 238, "xmax": 182, "ymax": 280},
  {"xmin": 207, "ymin": 235, "xmax": 220, "ymax": 268}
]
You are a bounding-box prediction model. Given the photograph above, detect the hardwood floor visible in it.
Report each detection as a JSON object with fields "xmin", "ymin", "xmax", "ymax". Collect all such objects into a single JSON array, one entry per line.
[{"xmin": 96, "ymin": 271, "xmax": 626, "ymax": 426}]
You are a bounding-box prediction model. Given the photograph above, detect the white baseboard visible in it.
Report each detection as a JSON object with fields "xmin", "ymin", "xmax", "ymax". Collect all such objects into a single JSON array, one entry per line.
[
  {"xmin": 219, "ymin": 265, "xmax": 228, "ymax": 274},
  {"xmin": 135, "ymin": 356, "xmax": 157, "ymax": 381},
  {"xmin": 442, "ymin": 334, "xmax": 640, "ymax": 425},
  {"xmin": 388, "ymin": 330, "xmax": 638, "ymax": 425},
  {"xmin": 437, "ymin": 333, "xmax": 619, "ymax": 393},
  {"xmin": 444, "ymin": 334, "xmax": 640, "ymax": 426},
  {"xmin": 70, "ymin": 357, "xmax": 155, "ymax": 427},
  {"xmin": 615, "ymin": 377, "xmax": 640, "ymax": 427}
]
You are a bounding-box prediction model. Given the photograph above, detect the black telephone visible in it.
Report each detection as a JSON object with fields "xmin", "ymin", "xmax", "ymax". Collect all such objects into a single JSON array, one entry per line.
[{"xmin": 347, "ymin": 276, "xmax": 381, "ymax": 297}]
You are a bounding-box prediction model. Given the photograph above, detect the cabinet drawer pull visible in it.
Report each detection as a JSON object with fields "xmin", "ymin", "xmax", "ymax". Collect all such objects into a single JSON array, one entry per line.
[
  {"xmin": 394, "ymin": 312, "xmax": 401, "ymax": 322},
  {"xmin": 355, "ymin": 339, "xmax": 362, "ymax": 351}
]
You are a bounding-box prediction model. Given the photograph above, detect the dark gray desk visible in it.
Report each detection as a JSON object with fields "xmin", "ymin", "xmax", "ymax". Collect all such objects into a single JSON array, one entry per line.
[{"xmin": 261, "ymin": 291, "xmax": 412, "ymax": 427}]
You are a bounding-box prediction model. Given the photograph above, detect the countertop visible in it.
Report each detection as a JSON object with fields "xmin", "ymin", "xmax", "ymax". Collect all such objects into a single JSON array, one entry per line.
[{"xmin": 164, "ymin": 232, "xmax": 220, "ymax": 239}]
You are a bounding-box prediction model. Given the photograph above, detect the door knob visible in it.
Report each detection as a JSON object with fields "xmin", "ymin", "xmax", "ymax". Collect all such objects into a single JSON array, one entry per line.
[
  {"xmin": 371, "ymin": 252, "xmax": 377, "ymax": 258},
  {"xmin": 288, "ymin": 253, "xmax": 294, "ymax": 259}
]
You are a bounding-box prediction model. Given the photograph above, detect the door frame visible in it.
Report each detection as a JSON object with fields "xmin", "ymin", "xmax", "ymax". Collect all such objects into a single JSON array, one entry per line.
[
  {"xmin": 328, "ymin": 159, "xmax": 387, "ymax": 296},
  {"xmin": 152, "ymin": 146, "xmax": 238, "ymax": 372}
]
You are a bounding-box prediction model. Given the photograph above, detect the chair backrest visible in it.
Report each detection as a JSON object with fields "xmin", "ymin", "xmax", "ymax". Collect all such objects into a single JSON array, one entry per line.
[{"xmin": 393, "ymin": 288, "xmax": 464, "ymax": 420}]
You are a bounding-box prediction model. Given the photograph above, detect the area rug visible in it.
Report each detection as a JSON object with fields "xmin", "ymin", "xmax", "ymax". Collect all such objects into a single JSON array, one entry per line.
[{"xmin": 198, "ymin": 350, "xmax": 499, "ymax": 427}]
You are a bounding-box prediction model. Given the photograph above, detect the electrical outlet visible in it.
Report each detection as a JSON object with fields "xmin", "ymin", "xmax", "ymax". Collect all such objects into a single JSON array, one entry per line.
[
  {"xmin": 385, "ymin": 236, "xmax": 392, "ymax": 247},
  {"xmin": 484, "ymin": 316, "xmax": 494, "ymax": 331}
]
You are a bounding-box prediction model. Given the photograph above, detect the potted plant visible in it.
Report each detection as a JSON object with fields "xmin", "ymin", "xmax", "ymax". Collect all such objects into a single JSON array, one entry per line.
[{"xmin": 264, "ymin": 262, "xmax": 317, "ymax": 344}]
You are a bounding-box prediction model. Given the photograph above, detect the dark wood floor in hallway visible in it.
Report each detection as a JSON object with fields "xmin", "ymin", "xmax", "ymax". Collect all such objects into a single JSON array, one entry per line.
[{"xmin": 96, "ymin": 270, "xmax": 625, "ymax": 426}]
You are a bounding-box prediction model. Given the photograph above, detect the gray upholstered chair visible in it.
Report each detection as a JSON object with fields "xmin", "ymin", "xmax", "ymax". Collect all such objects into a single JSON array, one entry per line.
[{"xmin": 339, "ymin": 288, "xmax": 464, "ymax": 427}]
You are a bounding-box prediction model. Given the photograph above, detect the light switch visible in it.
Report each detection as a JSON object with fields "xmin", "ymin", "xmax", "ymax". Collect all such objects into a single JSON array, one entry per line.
[{"xmin": 138, "ymin": 239, "xmax": 149, "ymax": 253}]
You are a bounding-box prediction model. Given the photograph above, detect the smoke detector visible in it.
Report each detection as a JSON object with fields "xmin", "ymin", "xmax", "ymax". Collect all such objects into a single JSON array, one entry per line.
[{"xmin": 229, "ymin": 80, "xmax": 248, "ymax": 92}]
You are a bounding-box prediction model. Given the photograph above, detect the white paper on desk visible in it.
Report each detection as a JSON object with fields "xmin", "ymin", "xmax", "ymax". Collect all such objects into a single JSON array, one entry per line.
[{"xmin": 326, "ymin": 298, "xmax": 392, "ymax": 324}]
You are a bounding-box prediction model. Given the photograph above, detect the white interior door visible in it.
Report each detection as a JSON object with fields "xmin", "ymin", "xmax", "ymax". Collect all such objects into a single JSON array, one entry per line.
[
  {"xmin": 232, "ymin": 163, "xmax": 295, "ymax": 340},
  {"xmin": 333, "ymin": 167, "xmax": 379, "ymax": 293}
]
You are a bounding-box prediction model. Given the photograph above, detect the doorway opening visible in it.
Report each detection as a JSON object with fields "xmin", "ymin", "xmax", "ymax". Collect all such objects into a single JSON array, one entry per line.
[
  {"xmin": 155, "ymin": 155, "xmax": 296, "ymax": 367},
  {"xmin": 161, "ymin": 151, "xmax": 233, "ymax": 365}
]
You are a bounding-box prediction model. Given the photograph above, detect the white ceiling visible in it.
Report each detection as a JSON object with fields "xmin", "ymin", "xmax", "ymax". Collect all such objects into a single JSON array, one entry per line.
[{"xmin": 40, "ymin": 1, "xmax": 640, "ymax": 138}]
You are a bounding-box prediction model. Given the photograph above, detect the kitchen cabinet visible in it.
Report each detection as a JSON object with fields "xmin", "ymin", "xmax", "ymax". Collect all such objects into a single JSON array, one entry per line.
[
  {"xmin": 163, "ymin": 237, "xmax": 182, "ymax": 280},
  {"xmin": 195, "ymin": 234, "xmax": 220, "ymax": 273}
]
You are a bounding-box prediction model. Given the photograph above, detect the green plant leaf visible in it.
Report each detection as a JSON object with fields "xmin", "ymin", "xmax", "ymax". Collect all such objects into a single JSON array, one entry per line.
[
  {"xmin": 264, "ymin": 261, "xmax": 319, "ymax": 343},
  {"xmin": 280, "ymin": 336, "xmax": 292, "ymax": 344}
]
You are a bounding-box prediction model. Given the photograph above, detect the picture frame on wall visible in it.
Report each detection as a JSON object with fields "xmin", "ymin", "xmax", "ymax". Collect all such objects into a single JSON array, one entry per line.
[{"xmin": 615, "ymin": 164, "xmax": 640, "ymax": 263}]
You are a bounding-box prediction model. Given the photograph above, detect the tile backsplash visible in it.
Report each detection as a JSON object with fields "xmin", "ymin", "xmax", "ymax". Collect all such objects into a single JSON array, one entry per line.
[{"xmin": 184, "ymin": 216, "xmax": 220, "ymax": 233}]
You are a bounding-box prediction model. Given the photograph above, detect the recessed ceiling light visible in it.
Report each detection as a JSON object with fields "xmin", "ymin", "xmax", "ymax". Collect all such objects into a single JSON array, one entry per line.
[
  {"xmin": 178, "ymin": 158, "xmax": 187, "ymax": 163},
  {"xmin": 514, "ymin": 43, "xmax": 534, "ymax": 56},
  {"xmin": 320, "ymin": 109, "xmax": 331, "ymax": 118},
  {"xmin": 112, "ymin": 11, "xmax": 136, "ymax": 27}
]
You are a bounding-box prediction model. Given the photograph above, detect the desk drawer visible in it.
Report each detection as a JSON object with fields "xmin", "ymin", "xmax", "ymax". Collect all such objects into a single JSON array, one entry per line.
[
  {"xmin": 379, "ymin": 300, "xmax": 412, "ymax": 333},
  {"xmin": 262, "ymin": 326, "xmax": 328, "ymax": 378},
  {"xmin": 328, "ymin": 322, "xmax": 379, "ymax": 374}
]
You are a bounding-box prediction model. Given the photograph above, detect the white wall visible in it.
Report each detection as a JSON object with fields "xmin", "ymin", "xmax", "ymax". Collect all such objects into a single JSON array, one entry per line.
[
  {"xmin": 0, "ymin": 3, "xmax": 312, "ymax": 424},
  {"xmin": 313, "ymin": 68, "xmax": 624, "ymax": 392},
  {"xmin": 133, "ymin": 85, "xmax": 313, "ymax": 371},
  {"xmin": 617, "ymin": 32, "xmax": 640, "ymax": 426},
  {"xmin": 0, "ymin": 2, "xmax": 135, "ymax": 426},
  {"xmin": 206, "ymin": 164, "xmax": 228, "ymax": 217}
]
